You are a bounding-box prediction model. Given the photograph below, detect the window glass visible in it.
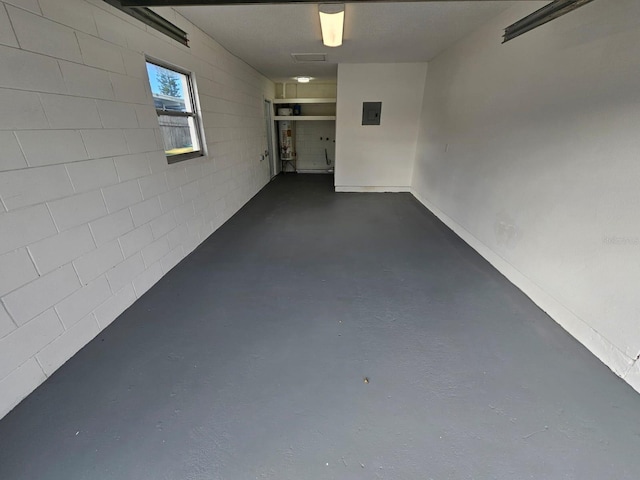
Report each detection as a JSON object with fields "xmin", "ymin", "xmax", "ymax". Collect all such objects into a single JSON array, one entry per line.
[{"xmin": 145, "ymin": 60, "xmax": 203, "ymax": 161}]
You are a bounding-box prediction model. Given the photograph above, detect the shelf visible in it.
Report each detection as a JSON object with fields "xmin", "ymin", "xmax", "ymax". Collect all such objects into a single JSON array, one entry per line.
[
  {"xmin": 273, "ymin": 98, "xmax": 336, "ymax": 104},
  {"xmin": 274, "ymin": 115, "xmax": 336, "ymax": 121}
]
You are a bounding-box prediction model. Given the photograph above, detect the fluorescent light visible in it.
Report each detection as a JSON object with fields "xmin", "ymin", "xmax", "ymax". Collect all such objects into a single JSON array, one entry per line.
[
  {"xmin": 319, "ymin": 4, "xmax": 344, "ymax": 48},
  {"xmin": 296, "ymin": 76, "xmax": 311, "ymax": 83}
]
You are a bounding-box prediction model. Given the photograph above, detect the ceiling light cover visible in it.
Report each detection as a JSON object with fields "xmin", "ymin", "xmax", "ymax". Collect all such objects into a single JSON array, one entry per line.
[
  {"xmin": 319, "ymin": 4, "xmax": 344, "ymax": 48},
  {"xmin": 296, "ymin": 76, "xmax": 311, "ymax": 83}
]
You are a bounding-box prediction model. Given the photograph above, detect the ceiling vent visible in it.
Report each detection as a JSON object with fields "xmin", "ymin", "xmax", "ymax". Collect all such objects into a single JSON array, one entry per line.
[{"xmin": 291, "ymin": 53, "xmax": 327, "ymax": 63}]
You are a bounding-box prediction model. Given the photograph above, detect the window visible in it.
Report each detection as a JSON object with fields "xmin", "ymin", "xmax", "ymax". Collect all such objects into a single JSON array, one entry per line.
[{"xmin": 145, "ymin": 60, "xmax": 204, "ymax": 163}]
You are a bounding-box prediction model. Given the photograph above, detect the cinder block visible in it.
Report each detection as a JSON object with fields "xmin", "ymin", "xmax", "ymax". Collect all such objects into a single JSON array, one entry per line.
[
  {"xmin": 158, "ymin": 188, "xmax": 183, "ymax": 213},
  {"xmin": 101, "ymin": 179, "xmax": 142, "ymax": 213},
  {"xmin": 132, "ymin": 262, "xmax": 163, "ymax": 297},
  {"xmin": 139, "ymin": 171, "xmax": 168, "ymax": 200},
  {"xmin": 2, "ymin": 264, "xmax": 80, "ymax": 326},
  {"xmin": 0, "ymin": 5, "xmax": 18, "ymax": 48},
  {"xmin": 38, "ymin": 0, "xmax": 98, "ymax": 36},
  {"xmin": 186, "ymin": 214, "xmax": 204, "ymax": 239},
  {"xmin": 96, "ymin": 100, "xmax": 138, "ymax": 129},
  {"xmin": 28, "ymin": 225, "xmax": 95, "ymax": 275},
  {"xmin": 0, "ymin": 45, "xmax": 66, "ymax": 94},
  {"xmin": 150, "ymin": 211, "xmax": 176, "ymax": 239},
  {"xmin": 167, "ymin": 223, "xmax": 190, "ymax": 250},
  {"xmin": 182, "ymin": 234, "xmax": 200, "ymax": 256},
  {"xmin": 180, "ymin": 180, "xmax": 200, "ymax": 203},
  {"xmin": 93, "ymin": 283, "xmax": 135, "ymax": 329},
  {"xmin": 89, "ymin": 208, "xmax": 134, "ymax": 246},
  {"xmin": 125, "ymin": 129, "xmax": 157, "ymax": 154},
  {"xmin": 134, "ymin": 104, "xmax": 159, "ymax": 129},
  {"xmin": 76, "ymin": 31, "xmax": 125, "ymax": 74},
  {"xmin": 73, "ymin": 240, "xmax": 123, "ymax": 285},
  {"xmin": 110, "ymin": 73, "xmax": 147, "ymax": 104},
  {"xmin": 148, "ymin": 150, "xmax": 170, "ymax": 174},
  {"xmin": 36, "ymin": 313, "xmax": 100, "ymax": 376},
  {"xmin": 197, "ymin": 173, "xmax": 214, "ymax": 193},
  {"xmin": 0, "ymin": 248, "xmax": 38, "ymax": 297},
  {"xmin": 48, "ymin": 190, "xmax": 107, "ymax": 232},
  {"xmin": 160, "ymin": 245, "xmax": 184, "ymax": 274},
  {"xmin": 15, "ymin": 130, "xmax": 88, "ymax": 167},
  {"xmin": 122, "ymin": 49, "xmax": 146, "ymax": 79},
  {"xmin": 0, "ymin": 164, "xmax": 74, "ymax": 210},
  {"xmin": 7, "ymin": 5, "xmax": 82, "ymax": 63},
  {"xmin": 114, "ymin": 153, "xmax": 150, "ymax": 182},
  {"xmin": 0, "ymin": 87, "xmax": 48, "ymax": 130},
  {"xmin": 193, "ymin": 194, "xmax": 210, "ymax": 215},
  {"xmin": 0, "ymin": 308, "xmax": 62, "ymax": 379},
  {"xmin": 66, "ymin": 158, "xmax": 118, "ymax": 193},
  {"xmin": 3, "ymin": 0, "xmax": 41, "ymax": 15},
  {"xmin": 0, "ymin": 304, "xmax": 16, "ymax": 339},
  {"xmin": 0, "ymin": 358, "xmax": 46, "ymax": 420},
  {"xmin": 81, "ymin": 129, "xmax": 128, "ymax": 159},
  {"xmin": 106, "ymin": 253, "xmax": 145, "ymax": 292},
  {"xmin": 118, "ymin": 224, "xmax": 153, "ymax": 258},
  {"xmin": 165, "ymin": 166, "xmax": 188, "ymax": 190},
  {"xmin": 39, "ymin": 94, "xmax": 102, "ymax": 130},
  {"xmin": 0, "ymin": 132, "xmax": 27, "ymax": 172},
  {"xmin": 130, "ymin": 197, "xmax": 162, "ymax": 227},
  {"xmin": 0, "ymin": 204, "xmax": 57, "ymax": 255},
  {"xmin": 59, "ymin": 61, "xmax": 114, "ymax": 100},
  {"xmin": 55, "ymin": 276, "xmax": 111, "ymax": 329},
  {"xmin": 173, "ymin": 202, "xmax": 196, "ymax": 224},
  {"xmin": 185, "ymin": 163, "xmax": 203, "ymax": 183},
  {"xmin": 93, "ymin": 9, "xmax": 128, "ymax": 48},
  {"xmin": 141, "ymin": 236, "xmax": 170, "ymax": 268}
]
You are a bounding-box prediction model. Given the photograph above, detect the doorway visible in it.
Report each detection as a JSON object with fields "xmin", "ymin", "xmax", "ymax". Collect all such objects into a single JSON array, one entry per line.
[{"xmin": 264, "ymin": 99, "xmax": 276, "ymax": 178}]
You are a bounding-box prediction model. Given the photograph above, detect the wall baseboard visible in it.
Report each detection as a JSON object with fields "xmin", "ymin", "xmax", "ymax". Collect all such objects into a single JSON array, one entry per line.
[
  {"xmin": 410, "ymin": 188, "xmax": 639, "ymax": 392},
  {"xmin": 335, "ymin": 186, "xmax": 411, "ymax": 193}
]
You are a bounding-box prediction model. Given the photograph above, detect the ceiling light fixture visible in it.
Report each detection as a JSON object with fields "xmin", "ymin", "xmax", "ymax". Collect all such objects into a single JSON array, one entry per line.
[
  {"xmin": 295, "ymin": 76, "xmax": 312, "ymax": 83},
  {"xmin": 318, "ymin": 4, "xmax": 344, "ymax": 48}
]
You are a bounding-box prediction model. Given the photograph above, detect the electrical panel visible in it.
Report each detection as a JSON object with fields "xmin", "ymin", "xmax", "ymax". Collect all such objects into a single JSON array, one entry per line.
[{"xmin": 362, "ymin": 102, "xmax": 382, "ymax": 126}]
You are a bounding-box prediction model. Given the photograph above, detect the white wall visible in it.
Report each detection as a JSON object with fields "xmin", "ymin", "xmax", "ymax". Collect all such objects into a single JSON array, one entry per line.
[
  {"xmin": 412, "ymin": 1, "xmax": 640, "ymax": 391},
  {"xmin": 0, "ymin": 0, "xmax": 274, "ymax": 418},
  {"xmin": 335, "ymin": 63, "xmax": 427, "ymax": 192}
]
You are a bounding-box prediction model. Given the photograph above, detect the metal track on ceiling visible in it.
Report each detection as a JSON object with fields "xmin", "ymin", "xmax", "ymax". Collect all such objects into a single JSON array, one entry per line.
[
  {"xmin": 121, "ymin": 0, "xmax": 533, "ymax": 5},
  {"xmin": 111, "ymin": 0, "xmax": 599, "ymax": 46}
]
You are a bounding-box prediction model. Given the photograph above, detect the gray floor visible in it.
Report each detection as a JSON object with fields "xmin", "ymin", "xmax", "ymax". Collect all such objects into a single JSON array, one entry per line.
[{"xmin": 1, "ymin": 174, "xmax": 639, "ymax": 479}]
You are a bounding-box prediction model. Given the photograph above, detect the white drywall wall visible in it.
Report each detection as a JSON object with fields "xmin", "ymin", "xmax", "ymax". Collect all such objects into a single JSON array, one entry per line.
[
  {"xmin": 335, "ymin": 63, "xmax": 427, "ymax": 192},
  {"xmin": 411, "ymin": 1, "xmax": 640, "ymax": 390},
  {"xmin": 0, "ymin": 0, "xmax": 274, "ymax": 418}
]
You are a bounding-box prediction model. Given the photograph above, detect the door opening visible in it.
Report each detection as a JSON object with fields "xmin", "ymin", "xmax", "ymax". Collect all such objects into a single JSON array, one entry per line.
[{"xmin": 264, "ymin": 99, "xmax": 276, "ymax": 178}]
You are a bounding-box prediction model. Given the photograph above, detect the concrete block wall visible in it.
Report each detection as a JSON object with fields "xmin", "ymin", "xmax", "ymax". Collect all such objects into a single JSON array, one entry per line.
[{"xmin": 0, "ymin": 0, "xmax": 275, "ymax": 418}]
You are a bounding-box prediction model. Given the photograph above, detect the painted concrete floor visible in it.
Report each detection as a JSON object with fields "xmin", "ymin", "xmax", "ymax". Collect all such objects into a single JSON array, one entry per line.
[{"xmin": 1, "ymin": 174, "xmax": 640, "ymax": 479}]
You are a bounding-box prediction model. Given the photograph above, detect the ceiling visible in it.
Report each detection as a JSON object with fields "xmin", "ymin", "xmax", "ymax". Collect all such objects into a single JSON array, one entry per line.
[{"xmin": 174, "ymin": 2, "xmax": 533, "ymax": 83}]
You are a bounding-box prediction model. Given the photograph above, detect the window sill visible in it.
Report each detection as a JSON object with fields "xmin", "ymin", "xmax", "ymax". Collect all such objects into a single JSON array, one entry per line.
[{"xmin": 167, "ymin": 151, "xmax": 204, "ymax": 164}]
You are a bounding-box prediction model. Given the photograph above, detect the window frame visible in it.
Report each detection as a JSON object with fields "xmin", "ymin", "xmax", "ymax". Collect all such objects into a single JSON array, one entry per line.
[{"xmin": 145, "ymin": 57, "xmax": 205, "ymax": 164}]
